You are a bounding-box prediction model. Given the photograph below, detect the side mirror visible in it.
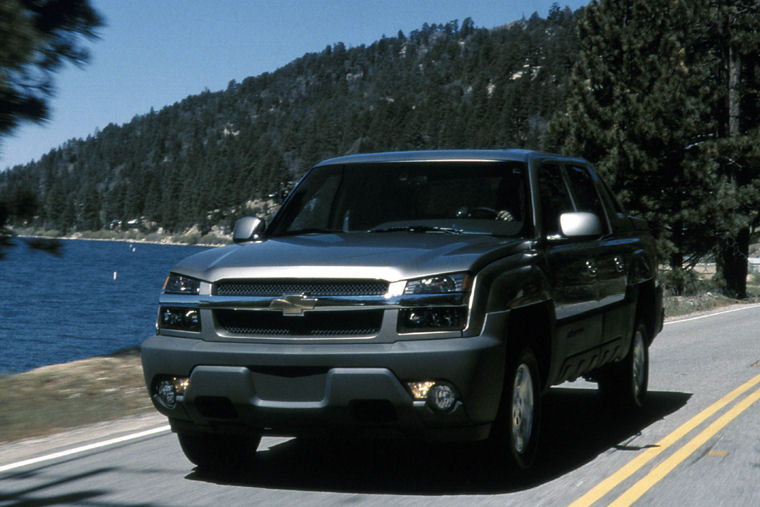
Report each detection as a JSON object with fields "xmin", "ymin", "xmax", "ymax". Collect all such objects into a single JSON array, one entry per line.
[
  {"xmin": 559, "ymin": 212, "xmax": 602, "ymax": 238},
  {"xmin": 233, "ymin": 216, "xmax": 266, "ymax": 243}
]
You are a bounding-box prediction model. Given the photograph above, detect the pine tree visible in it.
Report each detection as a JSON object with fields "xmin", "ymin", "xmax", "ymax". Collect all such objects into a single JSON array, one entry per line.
[
  {"xmin": 712, "ymin": 0, "xmax": 760, "ymax": 298},
  {"xmin": 549, "ymin": 0, "xmax": 760, "ymax": 295},
  {"xmin": 0, "ymin": 0, "xmax": 101, "ymax": 140}
]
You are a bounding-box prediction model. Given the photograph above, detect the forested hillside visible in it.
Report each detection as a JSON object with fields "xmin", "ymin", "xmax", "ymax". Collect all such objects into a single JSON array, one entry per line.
[{"xmin": 0, "ymin": 7, "xmax": 581, "ymax": 234}]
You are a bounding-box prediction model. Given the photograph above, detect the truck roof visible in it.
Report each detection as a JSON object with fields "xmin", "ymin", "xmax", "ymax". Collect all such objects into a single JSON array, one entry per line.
[{"xmin": 314, "ymin": 149, "xmax": 586, "ymax": 167}]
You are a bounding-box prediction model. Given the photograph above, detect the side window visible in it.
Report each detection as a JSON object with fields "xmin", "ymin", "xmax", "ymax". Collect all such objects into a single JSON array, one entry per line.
[
  {"xmin": 538, "ymin": 164, "xmax": 574, "ymax": 237},
  {"xmin": 565, "ymin": 165, "xmax": 609, "ymax": 234},
  {"xmin": 598, "ymin": 176, "xmax": 626, "ymax": 217}
]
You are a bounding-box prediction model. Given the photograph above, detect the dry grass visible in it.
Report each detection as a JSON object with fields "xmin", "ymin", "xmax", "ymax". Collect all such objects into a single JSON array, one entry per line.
[
  {"xmin": 0, "ymin": 348, "xmax": 154, "ymax": 443},
  {"xmin": 663, "ymin": 292, "xmax": 743, "ymax": 317},
  {"xmin": 662, "ymin": 261, "xmax": 760, "ymax": 317}
]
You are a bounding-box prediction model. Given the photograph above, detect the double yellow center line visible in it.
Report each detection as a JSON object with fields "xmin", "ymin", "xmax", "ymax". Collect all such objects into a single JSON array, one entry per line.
[{"xmin": 570, "ymin": 371, "xmax": 760, "ymax": 506}]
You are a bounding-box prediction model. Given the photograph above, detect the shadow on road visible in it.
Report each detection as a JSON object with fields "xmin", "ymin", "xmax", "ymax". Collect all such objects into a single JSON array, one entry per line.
[
  {"xmin": 0, "ymin": 467, "xmax": 113, "ymax": 506},
  {"xmin": 187, "ymin": 387, "xmax": 691, "ymax": 495}
]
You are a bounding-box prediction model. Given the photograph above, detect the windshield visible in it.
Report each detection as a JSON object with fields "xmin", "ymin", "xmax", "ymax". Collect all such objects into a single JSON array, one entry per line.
[{"xmin": 269, "ymin": 162, "xmax": 528, "ymax": 237}]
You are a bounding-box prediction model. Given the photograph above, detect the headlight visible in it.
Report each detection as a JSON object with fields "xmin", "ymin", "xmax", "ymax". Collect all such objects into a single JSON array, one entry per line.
[
  {"xmin": 163, "ymin": 273, "xmax": 201, "ymax": 295},
  {"xmin": 404, "ymin": 272, "xmax": 471, "ymax": 294},
  {"xmin": 398, "ymin": 307, "xmax": 467, "ymax": 332},
  {"xmin": 399, "ymin": 272, "xmax": 472, "ymax": 333},
  {"xmin": 158, "ymin": 306, "xmax": 201, "ymax": 332}
]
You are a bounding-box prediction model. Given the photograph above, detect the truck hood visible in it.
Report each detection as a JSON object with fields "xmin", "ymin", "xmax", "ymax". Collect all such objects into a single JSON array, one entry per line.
[{"xmin": 173, "ymin": 232, "xmax": 529, "ymax": 282}]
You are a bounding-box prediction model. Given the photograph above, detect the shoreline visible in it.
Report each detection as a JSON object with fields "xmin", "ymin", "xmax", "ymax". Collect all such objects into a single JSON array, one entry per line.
[
  {"xmin": 0, "ymin": 346, "xmax": 143, "ymax": 378},
  {"xmin": 8, "ymin": 230, "xmax": 227, "ymax": 248}
]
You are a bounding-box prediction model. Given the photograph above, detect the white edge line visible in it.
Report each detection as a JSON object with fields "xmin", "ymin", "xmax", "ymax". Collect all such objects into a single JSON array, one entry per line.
[
  {"xmin": 665, "ymin": 303, "xmax": 760, "ymax": 326},
  {"xmin": 0, "ymin": 424, "xmax": 171, "ymax": 474}
]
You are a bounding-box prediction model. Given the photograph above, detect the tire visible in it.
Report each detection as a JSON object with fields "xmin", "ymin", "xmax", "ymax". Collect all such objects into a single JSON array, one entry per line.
[
  {"xmin": 492, "ymin": 347, "xmax": 542, "ymax": 470},
  {"xmin": 177, "ymin": 431, "xmax": 261, "ymax": 469},
  {"xmin": 598, "ymin": 323, "xmax": 649, "ymax": 408}
]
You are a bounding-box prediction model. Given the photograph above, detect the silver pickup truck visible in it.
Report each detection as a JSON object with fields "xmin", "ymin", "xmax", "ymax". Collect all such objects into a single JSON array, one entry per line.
[{"xmin": 141, "ymin": 149, "xmax": 663, "ymax": 470}]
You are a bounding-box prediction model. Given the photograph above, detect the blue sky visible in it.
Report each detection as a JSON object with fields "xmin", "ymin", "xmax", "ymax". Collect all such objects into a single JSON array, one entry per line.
[{"xmin": 1, "ymin": 0, "xmax": 588, "ymax": 170}]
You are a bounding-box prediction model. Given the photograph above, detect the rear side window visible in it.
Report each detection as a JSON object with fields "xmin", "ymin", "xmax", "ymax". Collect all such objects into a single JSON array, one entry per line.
[{"xmin": 598, "ymin": 176, "xmax": 626, "ymax": 217}]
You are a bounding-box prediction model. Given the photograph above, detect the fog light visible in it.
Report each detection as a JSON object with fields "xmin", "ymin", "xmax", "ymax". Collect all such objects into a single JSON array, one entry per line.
[
  {"xmin": 157, "ymin": 380, "xmax": 176, "ymax": 406},
  {"xmin": 173, "ymin": 377, "xmax": 189, "ymax": 396},
  {"xmin": 429, "ymin": 384, "xmax": 457, "ymax": 411},
  {"xmin": 154, "ymin": 376, "xmax": 190, "ymax": 408},
  {"xmin": 407, "ymin": 381, "xmax": 436, "ymax": 400},
  {"xmin": 407, "ymin": 381, "xmax": 458, "ymax": 411}
]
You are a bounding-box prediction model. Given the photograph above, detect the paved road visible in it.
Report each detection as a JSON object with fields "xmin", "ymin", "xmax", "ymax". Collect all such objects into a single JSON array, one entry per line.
[{"xmin": 2, "ymin": 305, "xmax": 760, "ymax": 506}]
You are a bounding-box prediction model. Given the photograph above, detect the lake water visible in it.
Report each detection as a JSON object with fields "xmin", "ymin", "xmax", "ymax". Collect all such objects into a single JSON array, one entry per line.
[{"xmin": 0, "ymin": 238, "xmax": 208, "ymax": 374}]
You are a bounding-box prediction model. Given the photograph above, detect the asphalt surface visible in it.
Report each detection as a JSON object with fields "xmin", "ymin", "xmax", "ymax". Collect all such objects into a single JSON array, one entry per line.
[{"xmin": 2, "ymin": 304, "xmax": 759, "ymax": 506}]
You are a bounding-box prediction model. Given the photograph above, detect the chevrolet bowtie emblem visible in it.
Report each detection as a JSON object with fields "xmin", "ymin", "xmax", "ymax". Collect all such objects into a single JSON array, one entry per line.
[{"xmin": 269, "ymin": 294, "xmax": 318, "ymax": 316}]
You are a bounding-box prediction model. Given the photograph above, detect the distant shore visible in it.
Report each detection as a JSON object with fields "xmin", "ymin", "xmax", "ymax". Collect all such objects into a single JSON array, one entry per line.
[{"xmin": 8, "ymin": 227, "xmax": 229, "ymax": 248}]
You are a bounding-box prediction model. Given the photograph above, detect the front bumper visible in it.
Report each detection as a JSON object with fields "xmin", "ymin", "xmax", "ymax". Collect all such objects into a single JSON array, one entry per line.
[{"xmin": 140, "ymin": 312, "xmax": 507, "ymax": 442}]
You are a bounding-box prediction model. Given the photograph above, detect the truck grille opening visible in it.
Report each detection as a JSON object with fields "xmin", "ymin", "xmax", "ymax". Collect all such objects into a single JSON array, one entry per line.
[
  {"xmin": 350, "ymin": 400, "xmax": 397, "ymax": 423},
  {"xmin": 214, "ymin": 279, "xmax": 389, "ymax": 297},
  {"xmin": 194, "ymin": 396, "xmax": 237, "ymax": 419},
  {"xmin": 215, "ymin": 309, "xmax": 384, "ymax": 337}
]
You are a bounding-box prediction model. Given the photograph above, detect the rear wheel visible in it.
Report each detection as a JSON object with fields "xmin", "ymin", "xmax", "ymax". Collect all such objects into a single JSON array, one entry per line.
[
  {"xmin": 492, "ymin": 348, "xmax": 542, "ymax": 469},
  {"xmin": 598, "ymin": 323, "xmax": 649, "ymax": 408},
  {"xmin": 177, "ymin": 431, "xmax": 261, "ymax": 469}
]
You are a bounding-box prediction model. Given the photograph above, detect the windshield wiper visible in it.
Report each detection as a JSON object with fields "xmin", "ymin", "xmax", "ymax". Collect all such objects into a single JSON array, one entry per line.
[
  {"xmin": 274, "ymin": 228, "xmax": 338, "ymax": 237},
  {"xmin": 370, "ymin": 225, "xmax": 464, "ymax": 234}
]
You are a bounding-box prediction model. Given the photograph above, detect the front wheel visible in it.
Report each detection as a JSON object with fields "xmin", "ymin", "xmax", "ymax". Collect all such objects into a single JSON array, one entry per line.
[
  {"xmin": 598, "ymin": 323, "xmax": 649, "ymax": 408},
  {"xmin": 177, "ymin": 431, "xmax": 261, "ymax": 469},
  {"xmin": 492, "ymin": 348, "xmax": 542, "ymax": 470}
]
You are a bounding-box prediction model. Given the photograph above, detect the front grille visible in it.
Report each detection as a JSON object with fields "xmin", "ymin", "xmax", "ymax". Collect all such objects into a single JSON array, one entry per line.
[
  {"xmin": 214, "ymin": 279, "xmax": 389, "ymax": 297},
  {"xmin": 215, "ymin": 309, "xmax": 383, "ymax": 337}
]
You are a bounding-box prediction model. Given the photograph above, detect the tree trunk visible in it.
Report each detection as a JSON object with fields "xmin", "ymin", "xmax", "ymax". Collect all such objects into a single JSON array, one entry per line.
[
  {"xmin": 716, "ymin": 46, "xmax": 748, "ymax": 298},
  {"xmin": 668, "ymin": 250, "xmax": 686, "ymax": 296},
  {"xmin": 717, "ymin": 228, "xmax": 749, "ymax": 299}
]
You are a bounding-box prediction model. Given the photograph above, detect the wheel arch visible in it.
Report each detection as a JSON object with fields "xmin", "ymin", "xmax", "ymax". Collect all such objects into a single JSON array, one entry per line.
[
  {"xmin": 506, "ymin": 301, "xmax": 555, "ymax": 393},
  {"xmin": 633, "ymin": 278, "xmax": 662, "ymax": 346}
]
